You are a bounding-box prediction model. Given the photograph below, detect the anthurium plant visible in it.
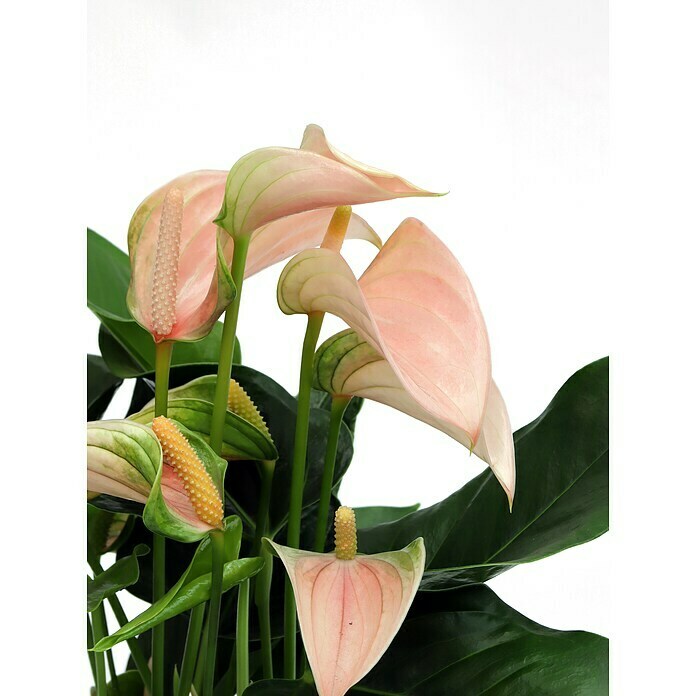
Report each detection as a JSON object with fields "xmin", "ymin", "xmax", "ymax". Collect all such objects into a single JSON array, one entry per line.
[{"xmin": 86, "ymin": 125, "xmax": 609, "ymax": 696}]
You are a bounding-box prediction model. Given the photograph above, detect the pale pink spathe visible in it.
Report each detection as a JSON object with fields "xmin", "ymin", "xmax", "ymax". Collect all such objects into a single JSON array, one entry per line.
[
  {"xmin": 269, "ymin": 539, "xmax": 425, "ymax": 696},
  {"xmin": 278, "ymin": 218, "xmax": 515, "ymax": 505},
  {"xmin": 127, "ymin": 172, "xmax": 381, "ymax": 342}
]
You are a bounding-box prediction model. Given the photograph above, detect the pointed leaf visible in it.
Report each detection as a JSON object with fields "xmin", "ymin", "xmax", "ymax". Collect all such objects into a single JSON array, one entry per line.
[
  {"xmin": 87, "ymin": 505, "xmax": 133, "ymax": 557},
  {"xmin": 87, "ymin": 544, "xmax": 150, "ymax": 612},
  {"xmin": 93, "ymin": 517, "xmax": 262, "ymax": 650},
  {"xmin": 87, "ymin": 354, "xmax": 123, "ymax": 420},
  {"xmin": 359, "ymin": 357, "xmax": 609, "ymax": 589},
  {"xmin": 245, "ymin": 585, "xmax": 607, "ymax": 695}
]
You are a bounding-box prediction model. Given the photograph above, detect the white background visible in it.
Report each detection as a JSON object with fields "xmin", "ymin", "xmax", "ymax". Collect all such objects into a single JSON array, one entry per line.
[{"xmin": 3, "ymin": 0, "xmax": 695, "ymax": 693}]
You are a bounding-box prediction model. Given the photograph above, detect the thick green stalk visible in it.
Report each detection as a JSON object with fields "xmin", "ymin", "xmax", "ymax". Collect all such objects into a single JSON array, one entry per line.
[
  {"xmin": 152, "ymin": 340, "xmax": 173, "ymax": 696},
  {"xmin": 87, "ymin": 615, "xmax": 97, "ymax": 683},
  {"xmin": 284, "ymin": 311, "xmax": 324, "ymax": 678},
  {"xmin": 106, "ymin": 648, "xmax": 121, "ymax": 695},
  {"xmin": 253, "ymin": 460, "xmax": 276, "ymax": 679},
  {"xmin": 176, "ymin": 603, "xmax": 206, "ymax": 696},
  {"xmin": 314, "ymin": 396, "xmax": 352, "ymax": 551},
  {"xmin": 154, "ymin": 341, "xmax": 173, "ymax": 417},
  {"xmin": 91, "ymin": 605, "xmax": 108, "ymax": 696},
  {"xmin": 202, "ymin": 529, "xmax": 225, "ymax": 696},
  {"xmin": 106, "ymin": 597, "xmax": 151, "ymax": 687},
  {"xmin": 209, "ymin": 235, "xmax": 250, "ymax": 454},
  {"xmin": 236, "ymin": 580, "xmax": 251, "ymax": 694}
]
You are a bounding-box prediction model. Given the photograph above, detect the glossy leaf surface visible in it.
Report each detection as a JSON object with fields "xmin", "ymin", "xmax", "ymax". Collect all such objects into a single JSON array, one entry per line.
[
  {"xmin": 93, "ymin": 517, "xmax": 262, "ymax": 650},
  {"xmin": 245, "ymin": 585, "xmax": 608, "ymax": 696},
  {"xmin": 87, "ymin": 544, "xmax": 149, "ymax": 612},
  {"xmin": 353, "ymin": 504, "xmax": 420, "ymax": 529},
  {"xmin": 358, "ymin": 357, "xmax": 609, "ymax": 589},
  {"xmin": 87, "ymin": 354, "xmax": 123, "ymax": 420}
]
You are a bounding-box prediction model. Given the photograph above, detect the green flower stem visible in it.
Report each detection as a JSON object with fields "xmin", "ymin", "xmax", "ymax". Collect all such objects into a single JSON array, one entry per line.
[
  {"xmin": 88, "ymin": 558, "xmax": 151, "ymax": 688},
  {"xmin": 106, "ymin": 647, "xmax": 121, "ymax": 696},
  {"xmin": 256, "ymin": 546, "xmax": 274, "ymax": 680},
  {"xmin": 87, "ymin": 615, "xmax": 97, "ymax": 684},
  {"xmin": 202, "ymin": 529, "xmax": 225, "ymax": 696},
  {"xmin": 284, "ymin": 311, "xmax": 325, "ymax": 678},
  {"xmin": 253, "ymin": 460, "xmax": 276, "ymax": 679},
  {"xmin": 236, "ymin": 580, "xmax": 251, "ymax": 694},
  {"xmin": 91, "ymin": 604, "xmax": 108, "ymax": 696},
  {"xmin": 192, "ymin": 613, "xmax": 209, "ymax": 694},
  {"xmin": 152, "ymin": 339, "xmax": 173, "ymax": 696},
  {"xmin": 209, "ymin": 234, "xmax": 250, "ymax": 454},
  {"xmin": 314, "ymin": 396, "xmax": 352, "ymax": 551},
  {"xmin": 176, "ymin": 603, "xmax": 206, "ymax": 696},
  {"xmin": 154, "ymin": 340, "xmax": 174, "ymax": 417},
  {"xmin": 151, "ymin": 535, "xmax": 166, "ymax": 696}
]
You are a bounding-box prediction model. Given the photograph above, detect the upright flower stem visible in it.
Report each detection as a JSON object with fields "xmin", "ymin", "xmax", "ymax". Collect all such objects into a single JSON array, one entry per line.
[
  {"xmin": 236, "ymin": 581, "xmax": 251, "ymax": 694},
  {"xmin": 176, "ymin": 603, "xmax": 206, "ymax": 696},
  {"xmin": 91, "ymin": 605, "xmax": 108, "ymax": 696},
  {"xmin": 202, "ymin": 529, "xmax": 225, "ymax": 696},
  {"xmin": 207, "ymin": 234, "xmax": 250, "ymax": 693},
  {"xmin": 210, "ymin": 235, "xmax": 250, "ymax": 454},
  {"xmin": 253, "ymin": 460, "xmax": 276, "ymax": 679},
  {"xmin": 284, "ymin": 311, "xmax": 324, "ymax": 677},
  {"xmin": 313, "ymin": 396, "xmax": 352, "ymax": 551},
  {"xmin": 106, "ymin": 647, "xmax": 121, "ymax": 695},
  {"xmin": 87, "ymin": 615, "xmax": 97, "ymax": 683},
  {"xmin": 152, "ymin": 340, "xmax": 173, "ymax": 696}
]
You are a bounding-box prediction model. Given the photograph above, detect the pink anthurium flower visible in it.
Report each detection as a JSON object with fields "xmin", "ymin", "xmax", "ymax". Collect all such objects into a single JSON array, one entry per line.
[
  {"xmin": 128, "ymin": 125, "xmax": 437, "ymax": 343},
  {"xmin": 127, "ymin": 175, "xmax": 380, "ymax": 343},
  {"xmin": 278, "ymin": 217, "xmax": 515, "ymax": 506},
  {"xmin": 127, "ymin": 184, "xmax": 237, "ymax": 343},
  {"xmin": 87, "ymin": 417, "xmax": 227, "ymax": 543},
  {"xmin": 215, "ymin": 124, "xmax": 439, "ymax": 240},
  {"xmin": 268, "ymin": 507, "xmax": 425, "ymax": 696}
]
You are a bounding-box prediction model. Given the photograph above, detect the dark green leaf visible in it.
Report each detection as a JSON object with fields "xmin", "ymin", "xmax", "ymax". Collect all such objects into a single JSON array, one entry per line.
[
  {"xmin": 245, "ymin": 585, "xmax": 608, "ymax": 696},
  {"xmin": 90, "ymin": 670, "xmax": 145, "ymax": 696},
  {"xmin": 354, "ymin": 504, "xmax": 420, "ymax": 529},
  {"xmin": 93, "ymin": 517, "xmax": 262, "ymax": 650},
  {"xmin": 87, "ymin": 505, "xmax": 134, "ymax": 557},
  {"xmin": 359, "ymin": 357, "xmax": 609, "ymax": 589},
  {"xmin": 87, "ymin": 544, "xmax": 149, "ymax": 612},
  {"xmin": 309, "ymin": 390, "xmax": 364, "ymax": 434},
  {"xmin": 87, "ymin": 228, "xmax": 240, "ymax": 378},
  {"xmin": 87, "ymin": 354, "xmax": 123, "ymax": 420}
]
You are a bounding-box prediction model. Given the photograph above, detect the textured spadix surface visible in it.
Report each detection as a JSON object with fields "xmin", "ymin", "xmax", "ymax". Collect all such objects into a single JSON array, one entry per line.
[
  {"xmin": 129, "ymin": 375, "xmax": 278, "ymax": 461},
  {"xmin": 279, "ymin": 217, "xmax": 515, "ymax": 505},
  {"xmin": 87, "ymin": 418, "xmax": 227, "ymax": 542},
  {"xmin": 268, "ymin": 538, "xmax": 425, "ymax": 696},
  {"xmin": 127, "ymin": 173, "xmax": 236, "ymax": 342}
]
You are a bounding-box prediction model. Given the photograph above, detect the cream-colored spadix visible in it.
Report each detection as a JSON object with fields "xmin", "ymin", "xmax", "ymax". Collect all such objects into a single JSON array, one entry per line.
[{"xmin": 268, "ymin": 507, "xmax": 425, "ymax": 696}]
